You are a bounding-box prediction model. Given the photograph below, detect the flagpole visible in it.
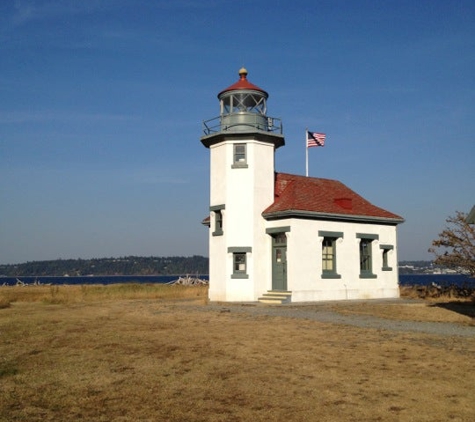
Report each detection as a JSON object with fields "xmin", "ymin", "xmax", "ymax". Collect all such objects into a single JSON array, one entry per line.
[{"xmin": 305, "ymin": 128, "xmax": 309, "ymax": 177}]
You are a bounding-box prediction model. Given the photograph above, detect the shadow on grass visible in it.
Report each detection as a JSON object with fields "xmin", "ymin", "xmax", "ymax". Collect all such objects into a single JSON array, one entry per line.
[{"xmin": 430, "ymin": 301, "xmax": 475, "ymax": 320}]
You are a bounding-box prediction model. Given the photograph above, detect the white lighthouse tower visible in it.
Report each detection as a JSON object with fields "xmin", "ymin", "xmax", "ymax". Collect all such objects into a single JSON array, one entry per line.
[{"xmin": 201, "ymin": 68, "xmax": 285, "ymax": 302}]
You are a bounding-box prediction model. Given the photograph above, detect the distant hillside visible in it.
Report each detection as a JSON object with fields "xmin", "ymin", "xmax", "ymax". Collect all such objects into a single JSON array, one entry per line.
[
  {"xmin": 0, "ymin": 256, "xmax": 209, "ymax": 277},
  {"xmin": 0, "ymin": 257, "xmax": 436, "ymax": 277}
]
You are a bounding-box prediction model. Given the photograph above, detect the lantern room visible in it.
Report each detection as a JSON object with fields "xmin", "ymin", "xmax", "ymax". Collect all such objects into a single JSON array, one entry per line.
[
  {"xmin": 201, "ymin": 68, "xmax": 283, "ymax": 142},
  {"xmin": 218, "ymin": 67, "xmax": 268, "ymax": 115}
]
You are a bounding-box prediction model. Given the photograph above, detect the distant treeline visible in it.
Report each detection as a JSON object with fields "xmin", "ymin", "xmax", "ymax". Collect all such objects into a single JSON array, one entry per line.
[
  {"xmin": 0, "ymin": 257, "xmax": 435, "ymax": 277},
  {"xmin": 0, "ymin": 256, "xmax": 209, "ymax": 277}
]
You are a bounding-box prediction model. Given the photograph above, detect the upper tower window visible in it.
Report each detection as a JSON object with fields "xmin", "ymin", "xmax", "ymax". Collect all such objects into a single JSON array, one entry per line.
[
  {"xmin": 234, "ymin": 144, "xmax": 246, "ymax": 163},
  {"xmin": 232, "ymin": 144, "xmax": 248, "ymax": 169}
]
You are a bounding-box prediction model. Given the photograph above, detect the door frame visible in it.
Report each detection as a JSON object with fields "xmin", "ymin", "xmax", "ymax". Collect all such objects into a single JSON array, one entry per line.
[{"xmin": 266, "ymin": 227, "xmax": 290, "ymax": 291}]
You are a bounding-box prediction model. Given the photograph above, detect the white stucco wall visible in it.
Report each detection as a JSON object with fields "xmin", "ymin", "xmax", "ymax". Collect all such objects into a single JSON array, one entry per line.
[
  {"xmin": 208, "ymin": 137, "xmax": 276, "ymax": 302},
  {"xmin": 207, "ymin": 143, "xmax": 227, "ymax": 301},
  {"xmin": 266, "ymin": 218, "xmax": 400, "ymax": 302}
]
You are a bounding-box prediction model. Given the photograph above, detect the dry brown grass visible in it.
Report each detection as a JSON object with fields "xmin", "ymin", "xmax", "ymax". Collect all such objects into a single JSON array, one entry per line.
[
  {"xmin": 1, "ymin": 285, "xmax": 474, "ymax": 421},
  {"xmin": 0, "ymin": 283, "xmax": 208, "ymax": 306},
  {"xmin": 324, "ymin": 299, "xmax": 475, "ymax": 325},
  {"xmin": 399, "ymin": 285, "xmax": 475, "ymax": 301}
]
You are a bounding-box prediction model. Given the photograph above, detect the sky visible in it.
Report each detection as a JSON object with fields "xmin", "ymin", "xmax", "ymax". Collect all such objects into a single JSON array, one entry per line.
[{"xmin": 1, "ymin": 0, "xmax": 474, "ymax": 265}]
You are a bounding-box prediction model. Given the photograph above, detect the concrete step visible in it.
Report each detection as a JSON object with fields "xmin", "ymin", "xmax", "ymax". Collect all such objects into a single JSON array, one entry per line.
[{"xmin": 258, "ymin": 290, "xmax": 292, "ymax": 304}]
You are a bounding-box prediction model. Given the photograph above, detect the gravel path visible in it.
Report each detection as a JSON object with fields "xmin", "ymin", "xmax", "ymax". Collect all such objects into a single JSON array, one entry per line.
[{"xmin": 202, "ymin": 299, "xmax": 475, "ymax": 338}]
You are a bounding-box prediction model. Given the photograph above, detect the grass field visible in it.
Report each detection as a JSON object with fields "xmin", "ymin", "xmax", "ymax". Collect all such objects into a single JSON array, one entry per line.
[{"xmin": 1, "ymin": 284, "xmax": 474, "ymax": 421}]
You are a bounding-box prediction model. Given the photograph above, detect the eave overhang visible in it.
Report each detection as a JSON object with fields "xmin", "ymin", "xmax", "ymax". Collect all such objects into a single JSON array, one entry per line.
[
  {"xmin": 262, "ymin": 209, "xmax": 405, "ymax": 226},
  {"xmin": 218, "ymin": 88, "xmax": 268, "ymax": 100},
  {"xmin": 201, "ymin": 131, "xmax": 285, "ymax": 149}
]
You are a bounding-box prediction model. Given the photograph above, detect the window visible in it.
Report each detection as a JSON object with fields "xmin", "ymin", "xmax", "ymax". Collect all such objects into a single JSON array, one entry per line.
[
  {"xmin": 234, "ymin": 253, "xmax": 246, "ymax": 274},
  {"xmin": 214, "ymin": 210, "xmax": 223, "ymax": 234},
  {"xmin": 228, "ymin": 247, "xmax": 251, "ymax": 279},
  {"xmin": 273, "ymin": 232, "xmax": 287, "ymax": 245},
  {"xmin": 357, "ymin": 234, "xmax": 378, "ymax": 278},
  {"xmin": 380, "ymin": 245, "xmax": 394, "ymax": 271},
  {"xmin": 210, "ymin": 204, "xmax": 225, "ymax": 236},
  {"xmin": 322, "ymin": 238, "xmax": 336, "ymax": 270},
  {"xmin": 232, "ymin": 143, "xmax": 248, "ymax": 168},
  {"xmin": 360, "ymin": 239, "xmax": 372, "ymax": 272},
  {"xmin": 319, "ymin": 231, "xmax": 343, "ymax": 279}
]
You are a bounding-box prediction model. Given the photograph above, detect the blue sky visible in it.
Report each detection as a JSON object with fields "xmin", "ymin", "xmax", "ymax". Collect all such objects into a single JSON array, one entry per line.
[{"xmin": 1, "ymin": 0, "xmax": 474, "ymax": 264}]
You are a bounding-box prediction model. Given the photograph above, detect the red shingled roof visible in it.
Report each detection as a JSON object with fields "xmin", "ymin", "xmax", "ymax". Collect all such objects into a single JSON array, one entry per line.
[
  {"xmin": 263, "ymin": 173, "xmax": 404, "ymax": 223},
  {"xmin": 218, "ymin": 68, "xmax": 268, "ymax": 98}
]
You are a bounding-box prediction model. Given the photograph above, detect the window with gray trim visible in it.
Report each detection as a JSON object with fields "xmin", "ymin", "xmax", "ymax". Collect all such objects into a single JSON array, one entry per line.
[
  {"xmin": 233, "ymin": 253, "xmax": 246, "ymax": 276},
  {"xmin": 322, "ymin": 238, "xmax": 336, "ymax": 272},
  {"xmin": 357, "ymin": 234, "xmax": 378, "ymax": 278},
  {"xmin": 360, "ymin": 239, "xmax": 372, "ymax": 273},
  {"xmin": 210, "ymin": 205, "xmax": 225, "ymax": 236},
  {"xmin": 214, "ymin": 210, "xmax": 223, "ymax": 235},
  {"xmin": 319, "ymin": 231, "xmax": 343, "ymax": 279},
  {"xmin": 228, "ymin": 247, "xmax": 251, "ymax": 279},
  {"xmin": 380, "ymin": 244, "xmax": 394, "ymax": 271},
  {"xmin": 232, "ymin": 143, "xmax": 247, "ymax": 168}
]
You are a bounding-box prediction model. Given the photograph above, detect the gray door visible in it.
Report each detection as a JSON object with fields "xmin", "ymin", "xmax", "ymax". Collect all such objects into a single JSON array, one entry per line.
[{"xmin": 272, "ymin": 233, "xmax": 287, "ymax": 290}]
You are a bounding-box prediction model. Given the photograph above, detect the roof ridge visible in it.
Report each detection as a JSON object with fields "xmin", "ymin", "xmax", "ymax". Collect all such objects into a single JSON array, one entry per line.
[{"xmin": 276, "ymin": 171, "xmax": 341, "ymax": 184}]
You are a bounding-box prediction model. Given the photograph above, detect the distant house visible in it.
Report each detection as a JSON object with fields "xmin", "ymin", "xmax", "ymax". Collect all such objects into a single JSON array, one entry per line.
[
  {"xmin": 201, "ymin": 68, "xmax": 404, "ymax": 303},
  {"xmin": 466, "ymin": 205, "xmax": 475, "ymax": 224}
]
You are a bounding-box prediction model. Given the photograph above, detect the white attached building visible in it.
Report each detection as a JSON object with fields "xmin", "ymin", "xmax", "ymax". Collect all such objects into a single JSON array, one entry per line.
[{"xmin": 201, "ymin": 68, "xmax": 404, "ymax": 303}]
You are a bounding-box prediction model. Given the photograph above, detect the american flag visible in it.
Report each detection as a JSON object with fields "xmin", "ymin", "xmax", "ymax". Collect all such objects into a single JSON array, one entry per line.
[{"xmin": 307, "ymin": 131, "xmax": 326, "ymax": 148}]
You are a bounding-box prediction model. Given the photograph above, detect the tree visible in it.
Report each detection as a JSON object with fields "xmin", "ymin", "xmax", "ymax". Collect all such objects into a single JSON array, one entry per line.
[{"xmin": 429, "ymin": 211, "xmax": 475, "ymax": 277}]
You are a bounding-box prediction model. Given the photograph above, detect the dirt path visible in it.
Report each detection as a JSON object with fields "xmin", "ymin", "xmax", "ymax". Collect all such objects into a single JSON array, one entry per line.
[{"xmin": 202, "ymin": 299, "xmax": 475, "ymax": 338}]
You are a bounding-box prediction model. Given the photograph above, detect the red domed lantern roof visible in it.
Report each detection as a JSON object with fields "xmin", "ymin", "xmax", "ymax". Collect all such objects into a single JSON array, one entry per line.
[{"xmin": 218, "ymin": 67, "xmax": 268, "ymax": 98}]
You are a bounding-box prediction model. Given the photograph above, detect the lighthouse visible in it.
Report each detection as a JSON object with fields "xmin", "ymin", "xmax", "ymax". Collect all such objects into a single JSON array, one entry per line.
[
  {"xmin": 201, "ymin": 68, "xmax": 285, "ymax": 302},
  {"xmin": 202, "ymin": 69, "xmax": 403, "ymax": 303}
]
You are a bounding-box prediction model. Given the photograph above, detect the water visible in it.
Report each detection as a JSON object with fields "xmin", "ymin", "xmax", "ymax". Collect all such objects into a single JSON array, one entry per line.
[
  {"xmin": 399, "ymin": 274, "xmax": 474, "ymax": 287},
  {"xmin": 0, "ymin": 275, "xmax": 209, "ymax": 287},
  {"xmin": 1, "ymin": 274, "xmax": 472, "ymax": 287}
]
